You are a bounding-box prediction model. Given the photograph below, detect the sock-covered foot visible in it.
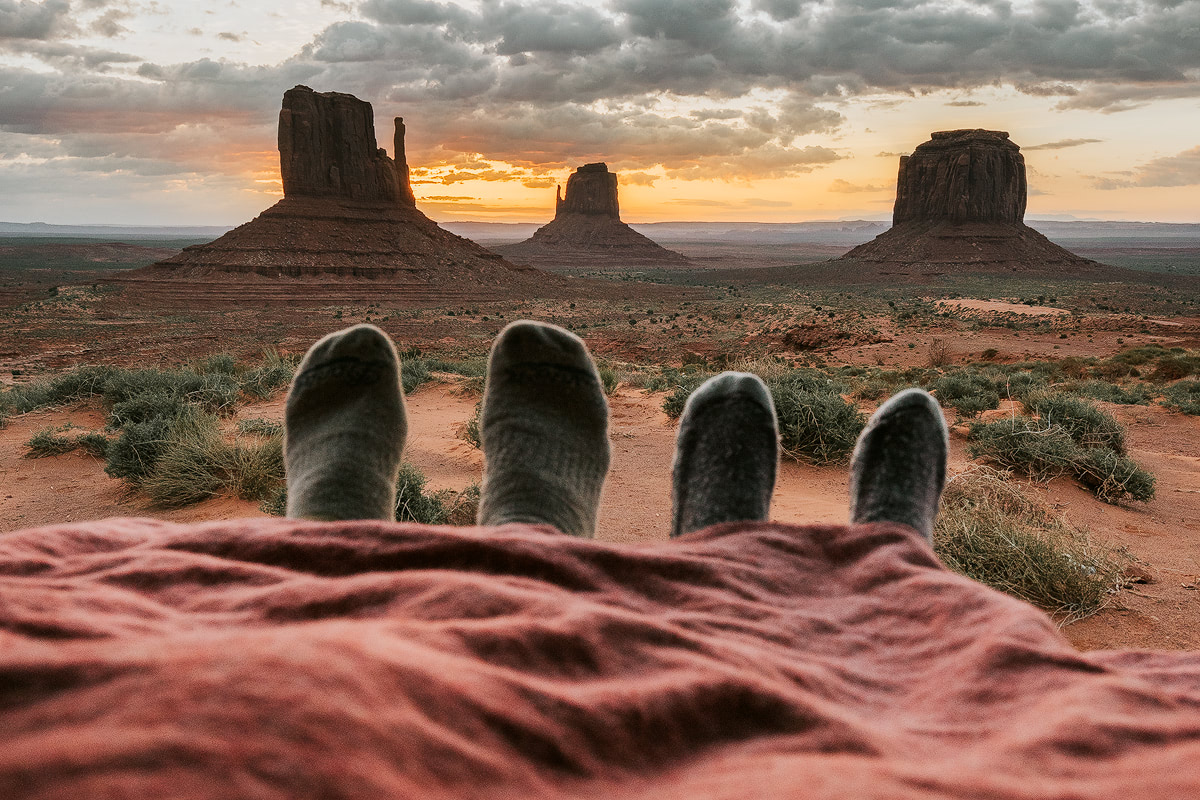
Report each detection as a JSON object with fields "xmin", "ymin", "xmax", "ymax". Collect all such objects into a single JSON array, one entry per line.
[
  {"xmin": 849, "ymin": 388, "xmax": 948, "ymax": 540},
  {"xmin": 671, "ymin": 372, "xmax": 779, "ymax": 538},
  {"xmin": 284, "ymin": 324, "xmax": 406, "ymax": 521},
  {"xmin": 476, "ymin": 321, "xmax": 610, "ymax": 538}
]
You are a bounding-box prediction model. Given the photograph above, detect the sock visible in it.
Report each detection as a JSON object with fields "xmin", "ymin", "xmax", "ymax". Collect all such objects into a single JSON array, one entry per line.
[
  {"xmin": 476, "ymin": 321, "xmax": 610, "ymax": 538},
  {"xmin": 849, "ymin": 388, "xmax": 948, "ymax": 540},
  {"xmin": 671, "ymin": 372, "xmax": 779, "ymax": 538},
  {"xmin": 284, "ymin": 324, "xmax": 406, "ymax": 521}
]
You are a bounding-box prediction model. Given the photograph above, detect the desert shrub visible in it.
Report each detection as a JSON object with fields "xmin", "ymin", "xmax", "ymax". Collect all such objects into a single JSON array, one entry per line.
[
  {"xmin": 237, "ymin": 418, "xmax": 282, "ymax": 436},
  {"xmin": 1109, "ymin": 344, "xmax": 1169, "ymax": 367},
  {"xmin": 240, "ymin": 350, "xmax": 297, "ymax": 399},
  {"xmin": 196, "ymin": 353, "xmax": 238, "ymax": 375},
  {"xmin": 424, "ymin": 357, "xmax": 488, "ymax": 378},
  {"xmin": 401, "ymin": 358, "xmax": 432, "ymax": 394},
  {"xmin": 968, "ymin": 417, "xmax": 1077, "ymax": 482},
  {"xmin": 930, "ymin": 372, "xmax": 1000, "ymax": 418},
  {"xmin": 770, "ymin": 383, "xmax": 865, "ymax": 464},
  {"xmin": 927, "ymin": 338, "xmax": 950, "ymax": 367},
  {"xmin": 105, "ymin": 415, "xmax": 176, "ymax": 484},
  {"xmin": 139, "ymin": 415, "xmax": 284, "ymax": 507},
  {"xmin": 103, "ymin": 369, "xmax": 240, "ymax": 414},
  {"xmin": 3, "ymin": 365, "xmax": 112, "ymax": 413},
  {"xmin": 771, "ymin": 368, "xmax": 847, "ymax": 395},
  {"xmin": 25, "ymin": 428, "xmax": 77, "ymax": 457},
  {"xmin": 395, "ymin": 461, "xmax": 445, "ymax": 523},
  {"xmin": 1072, "ymin": 447, "xmax": 1156, "ymax": 504},
  {"xmin": 968, "ymin": 416, "xmax": 1154, "ymax": 504},
  {"xmin": 74, "ymin": 432, "xmax": 109, "ymax": 458},
  {"xmin": 1063, "ymin": 380, "xmax": 1151, "ymax": 406},
  {"xmin": 661, "ymin": 373, "xmax": 712, "ymax": 419},
  {"xmin": 598, "ymin": 365, "xmax": 620, "ymax": 395},
  {"xmin": 461, "ymin": 400, "xmax": 482, "ymax": 448},
  {"xmin": 1150, "ymin": 354, "xmax": 1200, "ymax": 382},
  {"xmin": 934, "ymin": 467, "xmax": 1127, "ymax": 622},
  {"xmin": 140, "ymin": 412, "xmax": 231, "ymax": 506},
  {"xmin": 108, "ymin": 390, "xmax": 191, "ymax": 427},
  {"xmin": 1161, "ymin": 380, "xmax": 1200, "ymax": 415},
  {"xmin": 1023, "ymin": 391, "xmax": 1126, "ymax": 453}
]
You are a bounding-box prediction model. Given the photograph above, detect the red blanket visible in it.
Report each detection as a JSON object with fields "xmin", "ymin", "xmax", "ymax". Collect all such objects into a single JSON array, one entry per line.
[{"xmin": 2, "ymin": 517, "xmax": 1199, "ymax": 798}]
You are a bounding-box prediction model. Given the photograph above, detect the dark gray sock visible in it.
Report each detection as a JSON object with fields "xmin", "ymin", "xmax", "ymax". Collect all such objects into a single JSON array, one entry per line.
[
  {"xmin": 671, "ymin": 372, "xmax": 779, "ymax": 538},
  {"xmin": 284, "ymin": 324, "xmax": 406, "ymax": 522},
  {"xmin": 849, "ymin": 388, "xmax": 948, "ymax": 540},
  {"xmin": 476, "ymin": 321, "xmax": 610, "ymax": 538}
]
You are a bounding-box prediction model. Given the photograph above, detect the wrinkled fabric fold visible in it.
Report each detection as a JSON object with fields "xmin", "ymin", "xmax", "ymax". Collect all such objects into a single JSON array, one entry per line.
[{"xmin": 1, "ymin": 517, "xmax": 1198, "ymax": 799}]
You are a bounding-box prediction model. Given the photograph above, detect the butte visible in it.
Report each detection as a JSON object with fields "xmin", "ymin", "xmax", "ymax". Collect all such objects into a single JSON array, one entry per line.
[
  {"xmin": 839, "ymin": 129, "xmax": 1102, "ymax": 276},
  {"xmin": 128, "ymin": 86, "xmax": 558, "ymax": 303},
  {"xmin": 495, "ymin": 163, "xmax": 689, "ymax": 269}
]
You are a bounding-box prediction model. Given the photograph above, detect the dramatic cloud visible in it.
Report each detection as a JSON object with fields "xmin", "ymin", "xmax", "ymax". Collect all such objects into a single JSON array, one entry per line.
[
  {"xmin": 1096, "ymin": 146, "xmax": 1200, "ymax": 189},
  {"xmin": 1, "ymin": 0, "xmax": 1198, "ymax": 219},
  {"xmin": 1025, "ymin": 138, "xmax": 1103, "ymax": 151},
  {"xmin": 828, "ymin": 179, "xmax": 889, "ymax": 193},
  {"xmin": 0, "ymin": 0, "xmax": 73, "ymax": 40}
]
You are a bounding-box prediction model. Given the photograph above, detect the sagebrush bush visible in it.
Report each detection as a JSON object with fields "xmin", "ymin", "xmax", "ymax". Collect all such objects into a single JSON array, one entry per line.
[
  {"xmin": 597, "ymin": 365, "xmax": 620, "ymax": 395},
  {"xmin": 968, "ymin": 416, "xmax": 1154, "ymax": 504},
  {"xmin": 138, "ymin": 413, "xmax": 284, "ymax": 507},
  {"xmin": 105, "ymin": 415, "xmax": 176, "ymax": 484},
  {"xmin": 934, "ymin": 467, "xmax": 1127, "ymax": 622},
  {"xmin": 3, "ymin": 365, "xmax": 111, "ymax": 413},
  {"xmin": 25, "ymin": 428, "xmax": 78, "ymax": 458},
  {"xmin": 401, "ymin": 358, "xmax": 432, "ymax": 394},
  {"xmin": 930, "ymin": 372, "xmax": 1000, "ymax": 418},
  {"xmin": 1064, "ymin": 380, "xmax": 1151, "ymax": 406},
  {"xmin": 770, "ymin": 382, "xmax": 865, "ymax": 464},
  {"xmin": 1162, "ymin": 380, "xmax": 1200, "ymax": 415},
  {"xmin": 461, "ymin": 400, "xmax": 482, "ymax": 448},
  {"xmin": 1023, "ymin": 391, "xmax": 1126, "ymax": 453},
  {"xmin": 240, "ymin": 351, "xmax": 296, "ymax": 399},
  {"xmin": 660, "ymin": 373, "xmax": 712, "ymax": 419},
  {"xmin": 237, "ymin": 418, "xmax": 283, "ymax": 436}
]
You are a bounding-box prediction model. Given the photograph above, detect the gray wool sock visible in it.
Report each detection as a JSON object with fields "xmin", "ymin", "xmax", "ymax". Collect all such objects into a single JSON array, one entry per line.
[
  {"xmin": 671, "ymin": 372, "xmax": 779, "ymax": 538},
  {"xmin": 284, "ymin": 324, "xmax": 407, "ymax": 522},
  {"xmin": 476, "ymin": 321, "xmax": 610, "ymax": 538},
  {"xmin": 849, "ymin": 388, "xmax": 948, "ymax": 540}
]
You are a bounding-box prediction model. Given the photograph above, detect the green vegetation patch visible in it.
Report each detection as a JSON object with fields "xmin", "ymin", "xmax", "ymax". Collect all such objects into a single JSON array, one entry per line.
[{"xmin": 934, "ymin": 467, "xmax": 1128, "ymax": 623}]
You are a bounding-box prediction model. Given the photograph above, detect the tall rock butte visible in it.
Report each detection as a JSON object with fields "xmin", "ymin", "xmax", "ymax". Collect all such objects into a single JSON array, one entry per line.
[
  {"xmin": 495, "ymin": 163, "xmax": 688, "ymax": 268},
  {"xmin": 138, "ymin": 86, "xmax": 543, "ymax": 290},
  {"xmin": 841, "ymin": 129, "xmax": 1097, "ymax": 274}
]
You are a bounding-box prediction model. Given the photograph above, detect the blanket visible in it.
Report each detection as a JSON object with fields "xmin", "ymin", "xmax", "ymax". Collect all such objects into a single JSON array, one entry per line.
[{"xmin": 2, "ymin": 517, "xmax": 1199, "ymax": 798}]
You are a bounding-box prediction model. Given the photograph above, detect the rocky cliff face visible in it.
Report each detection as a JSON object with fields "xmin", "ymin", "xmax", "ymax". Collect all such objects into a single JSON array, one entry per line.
[
  {"xmin": 496, "ymin": 163, "xmax": 687, "ymax": 268},
  {"xmin": 139, "ymin": 86, "xmax": 549, "ymax": 287},
  {"xmin": 555, "ymin": 163, "xmax": 620, "ymax": 218},
  {"xmin": 892, "ymin": 129, "xmax": 1026, "ymax": 225},
  {"xmin": 278, "ymin": 85, "xmax": 414, "ymax": 205},
  {"xmin": 840, "ymin": 129, "xmax": 1097, "ymax": 276}
]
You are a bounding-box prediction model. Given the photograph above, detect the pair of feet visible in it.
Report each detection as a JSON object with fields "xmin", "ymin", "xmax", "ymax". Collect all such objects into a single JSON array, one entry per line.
[{"xmin": 283, "ymin": 321, "xmax": 949, "ymax": 540}]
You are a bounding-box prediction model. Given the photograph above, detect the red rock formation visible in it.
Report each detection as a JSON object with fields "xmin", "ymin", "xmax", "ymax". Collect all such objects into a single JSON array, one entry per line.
[
  {"xmin": 842, "ymin": 129, "xmax": 1097, "ymax": 275},
  {"xmin": 136, "ymin": 86, "xmax": 542, "ymax": 290},
  {"xmin": 496, "ymin": 163, "xmax": 688, "ymax": 269}
]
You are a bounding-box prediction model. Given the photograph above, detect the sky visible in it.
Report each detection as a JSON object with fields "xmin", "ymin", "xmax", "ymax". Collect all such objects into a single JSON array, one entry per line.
[{"xmin": 0, "ymin": 0, "xmax": 1198, "ymax": 226}]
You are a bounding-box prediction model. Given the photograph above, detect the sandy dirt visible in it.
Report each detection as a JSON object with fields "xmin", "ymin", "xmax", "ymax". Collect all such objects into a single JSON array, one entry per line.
[
  {"xmin": 4, "ymin": 380, "xmax": 1197, "ymax": 652},
  {"xmin": 936, "ymin": 298, "xmax": 1070, "ymax": 316}
]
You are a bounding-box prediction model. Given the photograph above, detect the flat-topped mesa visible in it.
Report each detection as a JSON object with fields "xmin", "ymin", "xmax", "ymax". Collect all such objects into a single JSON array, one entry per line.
[
  {"xmin": 893, "ymin": 129, "xmax": 1026, "ymax": 225},
  {"xmin": 494, "ymin": 162, "xmax": 688, "ymax": 269},
  {"xmin": 132, "ymin": 86, "xmax": 559, "ymax": 290},
  {"xmin": 278, "ymin": 85, "xmax": 415, "ymax": 205},
  {"xmin": 555, "ymin": 163, "xmax": 620, "ymax": 218},
  {"xmin": 836, "ymin": 128, "xmax": 1102, "ymax": 277}
]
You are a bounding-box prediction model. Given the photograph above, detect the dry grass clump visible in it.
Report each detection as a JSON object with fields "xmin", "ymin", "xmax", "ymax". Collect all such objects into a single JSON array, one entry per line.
[{"xmin": 934, "ymin": 467, "xmax": 1128, "ymax": 623}]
